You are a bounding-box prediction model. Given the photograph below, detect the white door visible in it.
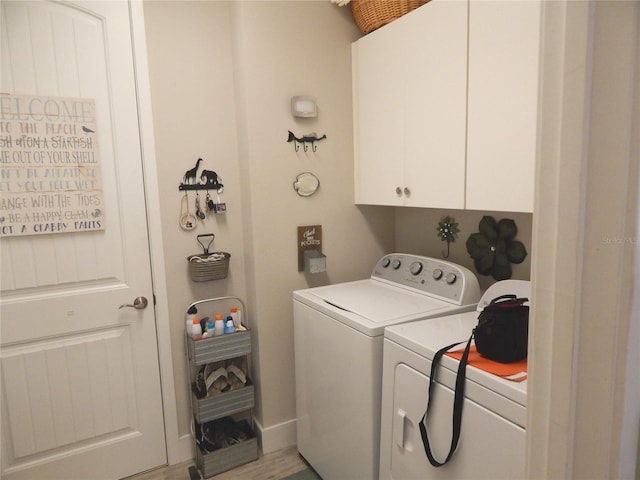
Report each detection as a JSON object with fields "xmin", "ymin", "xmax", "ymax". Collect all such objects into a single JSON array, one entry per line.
[{"xmin": 0, "ymin": 1, "xmax": 167, "ymax": 479}]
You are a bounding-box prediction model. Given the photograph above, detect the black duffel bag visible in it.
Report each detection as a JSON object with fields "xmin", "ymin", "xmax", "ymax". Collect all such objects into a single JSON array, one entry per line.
[{"xmin": 474, "ymin": 294, "xmax": 529, "ymax": 363}]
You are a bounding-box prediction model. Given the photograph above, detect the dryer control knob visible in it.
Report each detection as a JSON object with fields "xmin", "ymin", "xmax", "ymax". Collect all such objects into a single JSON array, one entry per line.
[
  {"xmin": 409, "ymin": 262, "xmax": 423, "ymax": 275},
  {"xmin": 432, "ymin": 268, "xmax": 443, "ymax": 280},
  {"xmin": 445, "ymin": 272, "xmax": 457, "ymax": 285},
  {"xmin": 392, "ymin": 259, "xmax": 402, "ymax": 270},
  {"xmin": 381, "ymin": 258, "xmax": 391, "ymax": 268}
]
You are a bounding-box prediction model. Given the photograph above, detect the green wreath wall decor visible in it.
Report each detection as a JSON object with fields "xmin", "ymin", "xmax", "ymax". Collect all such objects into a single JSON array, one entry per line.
[
  {"xmin": 465, "ymin": 216, "xmax": 527, "ymax": 280},
  {"xmin": 437, "ymin": 215, "xmax": 459, "ymax": 258}
]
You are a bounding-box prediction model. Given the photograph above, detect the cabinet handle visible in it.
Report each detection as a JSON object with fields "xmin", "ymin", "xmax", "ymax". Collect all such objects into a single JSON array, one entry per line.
[
  {"xmin": 395, "ymin": 187, "xmax": 402, "ymax": 196},
  {"xmin": 403, "ymin": 187, "xmax": 411, "ymax": 197}
]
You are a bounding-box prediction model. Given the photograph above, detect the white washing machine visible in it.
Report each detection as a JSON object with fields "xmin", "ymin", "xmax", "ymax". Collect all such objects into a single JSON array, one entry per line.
[
  {"xmin": 379, "ymin": 280, "xmax": 531, "ymax": 480},
  {"xmin": 293, "ymin": 253, "xmax": 482, "ymax": 480}
]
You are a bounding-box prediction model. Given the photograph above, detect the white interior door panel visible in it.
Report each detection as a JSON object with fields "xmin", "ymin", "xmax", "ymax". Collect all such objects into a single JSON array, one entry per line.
[{"xmin": 1, "ymin": 2, "xmax": 166, "ymax": 478}]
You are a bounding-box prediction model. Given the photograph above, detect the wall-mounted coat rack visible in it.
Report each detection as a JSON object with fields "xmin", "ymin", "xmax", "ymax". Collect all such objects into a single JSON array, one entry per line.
[
  {"xmin": 179, "ymin": 183, "xmax": 224, "ymax": 192},
  {"xmin": 287, "ymin": 130, "xmax": 327, "ymax": 152},
  {"xmin": 179, "ymin": 157, "xmax": 224, "ymax": 191}
]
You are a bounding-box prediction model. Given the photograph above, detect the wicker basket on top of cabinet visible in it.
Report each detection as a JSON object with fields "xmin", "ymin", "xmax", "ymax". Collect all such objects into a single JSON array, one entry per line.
[{"xmin": 350, "ymin": 0, "xmax": 429, "ymax": 34}]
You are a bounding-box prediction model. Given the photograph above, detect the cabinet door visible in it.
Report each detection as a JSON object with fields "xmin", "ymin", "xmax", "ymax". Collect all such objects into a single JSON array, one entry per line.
[
  {"xmin": 466, "ymin": 0, "xmax": 541, "ymax": 212},
  {"xmin": 353, "ymin": 25, "xmax": 406, "ymax": 206},
  {"xmin": 404, "ymin": 0, "xmax": 468, "ymax": 209}
]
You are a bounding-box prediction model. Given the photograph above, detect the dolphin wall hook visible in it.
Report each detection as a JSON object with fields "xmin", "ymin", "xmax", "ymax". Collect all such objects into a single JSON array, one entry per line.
[{"xmin": 287, "ymin": 130, "xmax": 327, "ymax": 153}]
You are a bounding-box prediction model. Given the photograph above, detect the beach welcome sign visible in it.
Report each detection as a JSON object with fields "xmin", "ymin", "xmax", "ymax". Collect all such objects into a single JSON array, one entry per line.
[{"xmin": 0, "ymin": 94, "xmax": 104, "ymax": 237}]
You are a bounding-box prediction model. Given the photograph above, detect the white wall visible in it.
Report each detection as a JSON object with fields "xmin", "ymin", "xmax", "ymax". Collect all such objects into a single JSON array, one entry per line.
[
  {"xmin": 395, "ymin": 208, "xmax": 532, "ymax": 291},
  {"xmin": 229, "ymin": 1, "xmax": 394, "ymax": 450},
  {"xmin": 528, "ymin": 1, "xmax": 640, "ymax": 478},
  {"xmin": 143, "ymin": 1, "xmax": 247, "ymax": 454},
  {"xmin": 143, "ymin": 0, "xmax": 394, "ymax": 457}
]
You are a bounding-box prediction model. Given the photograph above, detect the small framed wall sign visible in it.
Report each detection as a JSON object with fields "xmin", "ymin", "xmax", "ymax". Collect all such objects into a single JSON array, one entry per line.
[{"xmin": 297, "ymin": 225, "xmax": 323, "ymax": 272}]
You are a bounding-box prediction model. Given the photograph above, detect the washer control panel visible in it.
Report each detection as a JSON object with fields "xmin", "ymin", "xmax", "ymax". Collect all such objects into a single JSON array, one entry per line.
[{"xmin": 371, "ymin": 253, "xmax": 481, "ymax": 305}]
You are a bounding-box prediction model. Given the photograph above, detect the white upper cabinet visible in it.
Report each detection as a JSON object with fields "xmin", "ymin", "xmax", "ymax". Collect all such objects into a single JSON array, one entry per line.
[
  {"xmin": 353, "ymin": 0, "xmax": 541, "ymax": 213},
  {"xmin": 353, "ymin": 0, "xmax": 468, "ymax": 207},
  {"xmin": 466, "ymin": 0, "xmax": 541, "ymax": 212},
  {"xmin": 353, "ymin": 15, "xmax": 407, "ymax": 206}
]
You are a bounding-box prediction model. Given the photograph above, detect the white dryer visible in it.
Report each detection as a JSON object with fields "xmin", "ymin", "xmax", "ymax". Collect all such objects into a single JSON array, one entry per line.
[
  {"xmin": 379, "ymin": 280, "xmax": 530, "ymax": 480},
  {"xmin": 293, "ymin": 254, "xmax": 481, "ymax": 480}
]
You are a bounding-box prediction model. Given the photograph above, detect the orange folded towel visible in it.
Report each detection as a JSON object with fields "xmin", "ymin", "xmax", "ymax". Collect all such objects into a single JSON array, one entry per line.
[{"xmin": 446, "ymin": 345, "xmax": 527, "ymax": 382}]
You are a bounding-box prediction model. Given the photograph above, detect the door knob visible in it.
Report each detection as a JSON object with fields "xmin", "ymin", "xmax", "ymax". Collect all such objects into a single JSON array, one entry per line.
[{"xmin": 119, "ymin": 296, "xmax": 148, "ymax": 310}]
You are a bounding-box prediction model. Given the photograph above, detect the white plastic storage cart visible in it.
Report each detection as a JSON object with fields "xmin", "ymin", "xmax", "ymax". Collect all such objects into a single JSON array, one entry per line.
[{"xmin": 185, "ymin": 296, "xmax": 258, "ymax": 479}]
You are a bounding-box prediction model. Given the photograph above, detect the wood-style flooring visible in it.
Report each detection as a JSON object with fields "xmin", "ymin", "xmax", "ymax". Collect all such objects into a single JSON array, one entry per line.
[{"xmin": 125, "ymin": 446, "xmax": 309, "ymax": 480}]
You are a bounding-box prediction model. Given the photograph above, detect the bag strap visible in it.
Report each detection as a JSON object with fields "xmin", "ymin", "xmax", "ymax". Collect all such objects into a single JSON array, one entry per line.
[
  {"xmin": 419, "ymin": 330, "xmax": 474, "ymax": 467},
  {"xmin": 490, "ymin": 294, "xmax": 517, "ymax": 304},
  {"xmin": 489, "ymin": 294, "xmax": 528, "ymax": 305}
]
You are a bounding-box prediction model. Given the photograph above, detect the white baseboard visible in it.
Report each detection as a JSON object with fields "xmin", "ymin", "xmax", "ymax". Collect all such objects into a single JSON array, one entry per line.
[
  {"xmin": 254, "ymin": 417, "xmax": 297, "ymax": 455},
  {"xmin": 168, "ymin": 433, "xmax": 195, "ymax": 465}
]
